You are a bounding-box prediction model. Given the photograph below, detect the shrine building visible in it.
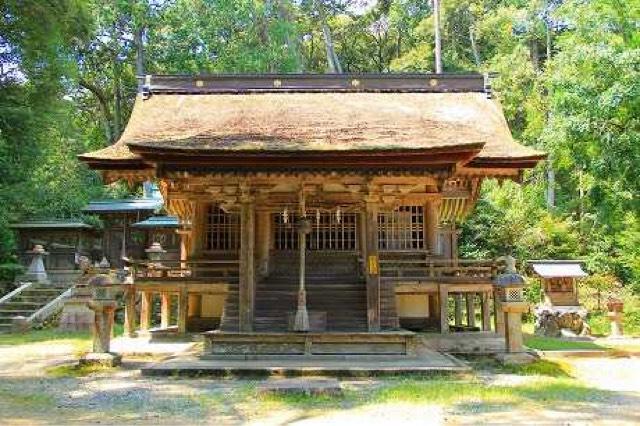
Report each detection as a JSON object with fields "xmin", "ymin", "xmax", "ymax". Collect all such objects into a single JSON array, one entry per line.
[{"xmin": 79, "ymin": 73, "xmax": 545, "ymax": 356}]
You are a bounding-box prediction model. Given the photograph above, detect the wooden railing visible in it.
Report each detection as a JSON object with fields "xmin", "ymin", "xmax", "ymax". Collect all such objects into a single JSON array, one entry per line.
[
  {"xmin": 125, "ymin": 259, "xmax": 240, "ymax": 282},
  {"xmin": 380, "ymin": 258, "xmax": 499, "ymax": 282}
]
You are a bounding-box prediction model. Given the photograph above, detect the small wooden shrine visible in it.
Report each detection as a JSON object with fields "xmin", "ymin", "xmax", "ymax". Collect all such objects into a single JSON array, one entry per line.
[
  {"xmin": 79, "ymin": 73, "xmax": 545, "ymax": 356},
  {"xmin": 528, "ymin": 260, "xmax": 588, "ymax": 307},
  {"xmin": 10, "ymin": 220, "xmax": 96, "ymax": 271}
]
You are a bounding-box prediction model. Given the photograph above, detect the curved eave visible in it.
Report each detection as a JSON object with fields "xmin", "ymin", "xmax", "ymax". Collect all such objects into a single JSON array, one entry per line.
[
  {"xmin": 128, "ymin": 142, "xmax": 485, "ymax": 169},
  {"xmin": 468, "ymin": 154, "xmax": 547, "ymax": 169},
  {"xmin": 77, "ymin": 155, "xmax": 151, "ymax": 171}
]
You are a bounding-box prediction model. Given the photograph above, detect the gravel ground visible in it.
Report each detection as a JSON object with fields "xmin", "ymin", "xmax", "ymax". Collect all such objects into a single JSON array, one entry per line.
[{"xmin": 0, "ymin": 340, "xmax": 639, "ymax": 425}]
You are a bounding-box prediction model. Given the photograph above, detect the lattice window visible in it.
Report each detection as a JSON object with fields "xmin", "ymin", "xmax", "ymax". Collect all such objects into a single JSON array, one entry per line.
[
  {"xmin": 205, "ymin": 206, "xmax": 240, "ymax": 251},
  {"xmin": 378, "ymin": 206, "xmax": 424, "ymax": 250},
  {"xmin": 273, "ymin": 212, "xmax": 358, "ymax": 251}
]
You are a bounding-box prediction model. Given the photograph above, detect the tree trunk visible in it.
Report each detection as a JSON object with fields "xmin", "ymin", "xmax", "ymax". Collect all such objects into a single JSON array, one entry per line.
[
  {"xmin": 276, "ymin": 0, "xmax": 304, "ymax": 72},
  {"xmin": 113, "ymin": 58, "xmax": 123, "ymax": 140},
  {"xmin": 530, "ymin": 39, "xmax": 540, "ymax": 71},
  {"xmin": 469, "ymin": 25, "xmax": 480, "ymax": 67},
  {"xmin": 433, "ymin": 0, "xmax": 443, "ymax": 73},
  {"xmin": 134, "ymin": 25, "xmax": 145, "ymax": 92},
  {"xmin": 79, "ymin": 79, "xmax": 114, "ymax": 143},
  {"xmin": 546, "ymin": 161, "xmax": 555, "ymax": 209},
  {"xmin": 322, "ymin": 22, "xmax": 342, "ymax": 73}
]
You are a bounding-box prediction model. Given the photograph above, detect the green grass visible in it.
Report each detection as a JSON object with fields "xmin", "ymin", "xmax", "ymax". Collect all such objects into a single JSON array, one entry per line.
[
  {"xmin": 46, "ymin": 363, "xmax": 117, "ymax": 377},
  {"xmin": 258, "ymin": 375, "xmax": 613, "ymax": 413},
  {"xmin": 524, "ymin": 334, "xmax": 606, "ymax": 351},
  {"xmin": 499, "ymin": 359, "xmax": 573, "ymax": 377},
  {"xmin": 0, "ymin": 328, "xmax": 91, "ymax": 351}
]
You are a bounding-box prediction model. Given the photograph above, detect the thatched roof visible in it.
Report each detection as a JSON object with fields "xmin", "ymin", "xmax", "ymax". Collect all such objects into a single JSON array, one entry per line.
[{"xmin": 80, "ymin": 76, "xmax": 544, "ymax": 169}]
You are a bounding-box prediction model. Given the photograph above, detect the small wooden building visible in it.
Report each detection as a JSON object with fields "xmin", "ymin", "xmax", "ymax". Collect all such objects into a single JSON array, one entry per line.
[
  {"xmin": 83, "ymin": 198, "xmax": 163, "ymax": 268},
  {"xmin": 130, "ymin": 215, "xmax": 180, "ymax": 261},
  {"xmin": 10, "ymin": 220, "xmax": 96, "ymax": 271},
  {"xmin": 528, "ymin": 260, "xmax": 588, "ymax": 307},
  {"xmin": 79, "ymin": 74, "xmax": 545, "ymax": 355}
]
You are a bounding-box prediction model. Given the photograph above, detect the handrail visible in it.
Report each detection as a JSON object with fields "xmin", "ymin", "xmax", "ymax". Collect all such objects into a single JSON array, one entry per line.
[
  {"xmin": 0, "ymin": 282, "xmax": 33, "ymax": 306},
  {"xmin": 380, "ymin": 257, "xmax": 500, "ymax": 281},
  {"xmin": 126, "ymin": 258, "xmax": 240, "ymax": 281},
  {"xmin": 28, "ymin": 286, "xmax": 74, "ymax": 323}
]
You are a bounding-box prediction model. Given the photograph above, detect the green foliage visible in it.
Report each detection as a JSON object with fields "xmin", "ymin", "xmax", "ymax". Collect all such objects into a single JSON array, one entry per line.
[{"xmin": 0, "ymin": 0, "xmax": 637, "ymax": 294}]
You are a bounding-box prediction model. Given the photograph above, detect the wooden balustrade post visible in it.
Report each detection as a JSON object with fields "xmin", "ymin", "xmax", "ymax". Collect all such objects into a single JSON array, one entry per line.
[
  {"xmin": 160, "ymin": 292, "xmax": 172, "ymax": 329},
  {"xmin": 177, "ymin": 286, "xmax": 188, "ymax": 334},
  {"xmin": 123, "ymin": 285, "xmax": 137, "ymax": 337},
  {"xmin": 139, "ymin": 291, "xmax": 152, "ymax": 332},
  {"xmin": 454, "ymin": 293, "xmax": 463, "ymax": 327},
  {"xmin": 439, "ymin": 284, "xmax": 450, "ymax": 333},
  {"xmin": 466, "ymin": 293, "xmax": 476, "ymax": 328}
]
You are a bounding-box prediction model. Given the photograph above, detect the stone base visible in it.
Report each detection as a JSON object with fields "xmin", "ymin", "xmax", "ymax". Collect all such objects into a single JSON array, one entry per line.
[
  {"xmin": 58, "ymin": 302, "xmax": 95, "ymax": 332},
  {"xmin": 11, "ymin": 316, "xmax": 30, "ymax": 333},
  {"xmin": 494, "ymin": 352, "xmax": 537, "ymax": 365},
  {"xmin": 79, "ymin": 352, "xmax": 122, "ymax": 367}
]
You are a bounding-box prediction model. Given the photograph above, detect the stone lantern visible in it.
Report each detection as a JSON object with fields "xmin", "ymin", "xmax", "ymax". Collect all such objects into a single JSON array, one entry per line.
[
  {"xmin": 606, "ymin": 298, "xmax": 624, "ymax": 338},
  {"xmin": 80, "ymin": 274, "xmax": 123, "ymax": 367},
  {"xmin": 146, "ymin": 241, "xmax": 166, "ymax": 263},
  {"xmin": 25, "ymin": 244, "xmax": 49, "ymax": 284},
  {"xmin": 493, "ymin": 255, "xmax": 535, "ymax": 364}
]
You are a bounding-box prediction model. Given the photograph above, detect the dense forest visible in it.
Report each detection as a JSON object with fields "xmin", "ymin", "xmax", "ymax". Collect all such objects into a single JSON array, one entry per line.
[{"xmin": 0, "ymin": 0, "xmax": 638, "ymax": 294}]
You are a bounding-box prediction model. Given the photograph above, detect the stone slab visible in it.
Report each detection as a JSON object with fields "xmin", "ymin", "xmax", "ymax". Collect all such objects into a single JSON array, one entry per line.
[
  {"xmin": 256, "ymin": 377, "xmax": 342, "ymax": 396},
  {"xmin": 80, "ymin": 352, "xmax": 122, "ymax": 367},
  {"xmin": 110, "ymin": 337, "xmax": 197, "ymax": 356},
  {"xmin": 494, "ymin": 352, "xmax": 537, "ymax": 365},
  {"xmin": 141, "ymin": 355, "xmax": 470, "ymax": 377},
  {"xmin": 535, "ymin": 349, "xmax": 608, "ymax": 359}
]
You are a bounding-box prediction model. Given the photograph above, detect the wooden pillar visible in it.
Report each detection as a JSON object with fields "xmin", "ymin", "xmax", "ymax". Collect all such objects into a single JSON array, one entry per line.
[
  {"xmin": 451, "ymin": 225, "xmax": 460, "ymax": 264},
  {"xmin": 481, "ymin": 291, "xmax": 492, "ymax": 331},
  {"xmin": 177, "ymin": 229, "xmax": 190, "ymax": 272},
  {"xmin": 177, "ymin": 286, "xmax": 188, "ymax": 334},
  {"xmin": 454, "ymin": 293, "xmax": 463, "ymax": 326},
  {"xmin": 425, "ymin": 197, "xmax": 441, "ymax": 255},
  {"xmin": 140, "ymin": 291, "xmax": 152, "ymax": 332},
  {"xmin": 238, "ymin": 195, "xmax": 255, "ymax": 332},
  {"xmin": 494, "ymin": 289, "xmax": 505, "ymax": 336},
  {"xmin": 439, "ymin": 284, "xmax": 449, "ymax": 333},
  {"xmin": 364, "ymin": 197, "xmax": 380, "ymax": 331},
  {"xmin": 160, "ymin": 292, "xmax": 172, "ymax": 329},
  {"xmin": 466, "ymin": 293, "xmax": 476, "ymax": 328},
  {"xmin": 123, "ymin": 285, "xmax": 137, "ymax": 337},
  {"xmin": 256, "ymin": 209, "xmax": 271, "ymax": 278},
  {"xmin": 428, "ymin": 293, "xmax": 439, "ymax": 324},
  {"xmin": 188, "ymin": 294, "xmax": 202, "ymax": 317}
]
